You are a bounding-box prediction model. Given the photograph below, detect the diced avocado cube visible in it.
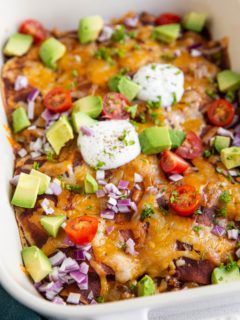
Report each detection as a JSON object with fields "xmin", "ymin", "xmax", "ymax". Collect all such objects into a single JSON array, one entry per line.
[
  {"xmin": 78, "ymin": 15, "xmax": 104, "ymax": 44},
  {"xmin": 212, "ymin": 264, "xmax": 240, "ymax": 284},
  {"xmin": 84, "ymin": 174, "xmax": 98, "ymax": 193},
  {"xmin": 72, "ymin": 111, "xmax": 96, "ymax": 133},
  {"xmin": 118, "ymin": 77, "xmax": 140, "ymax": 101},
  {"xmin": 11, "ymin": 173, "xmax": 40, "ymax": 209},
  {"xmin": 221, "ymin": 147, "xmax": 240, "ymax": 169},
  {"xmin": 40, "ymin": 215, "xmax": 66, "ymax": 238},
  {"xmin": 217, "ymin": 70, "xmax": 240, "ymax": 92},
  {"xmin": 108, "ymin": 75, "xmax": 124, "ymax": 91},
  {"xmin": 12, "ymin": 107, "xmax": 31, "ymax": 133},
  {"xmin": 169, "ymin": 129, "xmax": 186, "ymax": 149},
  {"xmin": 137, "ymin": 275, "xmax": 155, "ymax": 297},
  {"xmin": 22, "ymin": 246, "xmax": 52, "ymax": 282},
  {"xmin": 73, "ymin": 96, "xmax": 103, "ymax": 118},
  {"xmin": 3, "ymin": 33, "xmax": 33, "ymax": 57},
  {"xmin": 46, "ymin": 115, "xmax": 74, "ymax": 155},
  {"xmin": 214, "ymin": 136, "xmax": 230, "ymax": 153},
  {"xmin": 30, "ymin": 169, "xmax": 51, "ymax": 195},
  {"xmin": 39, "ymin": 37, "xmax": 66, "ymax": 69},
  {"xmin": 182, "ymin": 12, "xmax": 207, "ymax": 32},
  {"xmin": 153, "ymin": 24, "xmax": 181, "ymax": 44},
  {"xmin": 139, "ymin": 127, "xmax": 172, "ymax": 155}
]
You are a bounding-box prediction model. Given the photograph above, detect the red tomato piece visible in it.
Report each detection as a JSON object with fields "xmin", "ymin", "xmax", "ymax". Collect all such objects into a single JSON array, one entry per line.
[
  {"xmin": 19, "ymin": 19, "xmax": 46, "ymax": 44},
  {"xmin": 176, "ymin": 131, "xmax": 203, "ymax": 160},
  {"xmin": 65, "ymin": 216, "xmax": 98, "ymax": 245},
  {"xmin": 170, "ymin": 185, "xmax": 201, "ymax": 216},
  {"xmin": 155, "ymin": 13, "xmax": 181, "ymax": 25},
  {"xmin": 102, "ymin": 92, "xmax": 130, "ymax": 120},
  {"xmin": 44, "ymin": 87, "xmax": 72, "ymax": 113},
  {"xmin": 160, "ymin": 151, "xmax": 189, "ymax": 174},
  {"xmin": 207, "ymin": 99, "xmax": 235, "ymax": 127}
]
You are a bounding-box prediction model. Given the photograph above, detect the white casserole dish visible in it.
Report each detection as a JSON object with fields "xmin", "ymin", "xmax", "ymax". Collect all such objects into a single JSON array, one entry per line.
[{"xmin": 1, "ymin": 0, "xmax": 240, "ymax": 319}]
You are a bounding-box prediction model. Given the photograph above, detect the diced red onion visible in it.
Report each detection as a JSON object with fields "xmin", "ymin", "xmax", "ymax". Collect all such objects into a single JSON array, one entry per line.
[
  {"xmin": 96, "ymin": 170, "xmax": 105, "ymax": 180},
  {"xmin": 77, "ymin": 243, "xmax": 92, "ymax": 251},
  {"xmin": 125, "ymin": 238, "xmax": 138, "ymax": 256},
  {"xmin": 98, "ymin": 180, "xmax": 107, "ymax": 186},
  {"xmin": 10, "ymin": 175, "xmax": 20, "ymax": 186},
  {"xmin": 17, "ymin": 148, "xmax": 27, "ymax": 158},
  {"xmin": 69, "ymin": 271, "xmax": 87, "ymax": 283},
  {"xmin": 38, "ymin": 282, "xmax": 54, "ymax": 292},
  {"xmin": 64, "ymin": 236, "xmax": 75, "ymax": 247},
  {"xmin": 41, "ymin": 109, "xmax": 60, "ymax": 123},
  {"xmin": 190, "ymin": 49, "xmax": 202, "ymax": 57},
  {"xmin": 83, "ymin": 251, "xmax": 92, "ymax": 261},
  {"xmin": 96, "ymin": 189, "xmax": 105, "ymax": 198},
  {"xmin": 117, "ymin": 199, "xmax": 131, "ymax": 206},
  {"xmin": 227, "ymin": 229, "xmax": 239, "ymax": 240},
  {"xmin": 87, "ymin": 290, "xmax": 94, "ymax": 300},
  {"xmin": 124, "ymin": 15, "xmax": 138, "ymax": 28},
  {"xmin": 30, "ymin": 138, "xmax": 43, "ymax": 152},
  {"xmin": 100, "ymin": 210, "xmax": 115, "ymax": 220},
  {"xmin": 236, "ymin": 248, "xmax": 240, "ymax": 258},
  {"xmin": 79, "ymin": 262, "xmax": 89, "ymax": 274},
  {"xmin": 27, "ymin": 125, "xmax": 36, "ymax": 131},
  {"xmin": 90, "ymin": 299, "xmax": 97, "ymax": 304},
  {"xmin": 14, "ymin": 75, "xmax": 28, "ymax": 91},
  {"xmin": 118, "ymin": 180, "xmax": 129, "ymax": 190},
  {"xmin": 80, "ymin": 126, "xmax": 94, "ymax": 136},
  {"xmin": 53, "ymin": 296, "xmax": 66, "ymax": 305},
  {"xmin": 78, "ymin": 277, "xmax": 88, "ymax": 290},
  {"xmin": 104, "ymin": 183, "xmax": 121, "ymax": 195},
  {"xmin": 108, "ymin": 197, "xmax": 117, "ymax": 206},
  {"xmin": 187, "ymin": 43, "xmax": 203, "ymax": 51},
  {"xmin": 98, "ymin": 25, "xmax": 114, "ymax": 42},
  {"xmin": 50, "ymin": 280, "xmax": 63, "ymax": 294},
  {"xmin": 130, "ymin": 201, "xmax": 137, "ymax": 212},
  {"xmin": 106, "ymin": 226, "xmax": 114, "ymax": 235},
  {"xmin": 211, "ymin": 225, "xmax": 225, "ymax": 237},
  {"xmin": 60, "ymin": 257, "xmax": 79, "ymax": 272},
  {"xmin": 134, "ymin": 184, "xmax": 141, "ymax": 190},
  {"xmin": 27, "ymin": 88, "xmax": 39, "ymax": 102},
  {"xmin": 217, "ymin": 127, "xmax": 234, "ymax": 139},
  {"xmin": 49, "ymin": 267, "xmax": 59, "ymax": 282},
  {"xmin": 72, "ymin": 249, "xmax": 85, "ymax": 261},
  {"xmin": 134, "ymin": 173, "xmax": 143, "ymax": 183},
  {"xmin": 67, "ymin": 292, "xmax": 81, "ymax": 304},
  {"xmin": 169, "ymin": 174, "xmax": 183, "ymax": 182},
  {"xmin": 27, "ymin": 101, "xmax": 35, "ymax": 120},
  {"xmin": 49, "ymin": 251, "xmax": 66, "ymax": 266},
  {"xmin": 30, "ymin": 151, "xmax": 41, "ymax": 159},
  {"xmin": 228, "ymin": 169, "xmax": 239, "ymax": 177},
  {"xmin": 50, "ymin": 182, "xmax": 62, "ymax": 196},
  {"xmin": 117, "ymin": 206, "xmax": 130, "ymax": 213},
  {"xmin": 174, "ymin": 49, "xmax": 181, "ymax": 57}
]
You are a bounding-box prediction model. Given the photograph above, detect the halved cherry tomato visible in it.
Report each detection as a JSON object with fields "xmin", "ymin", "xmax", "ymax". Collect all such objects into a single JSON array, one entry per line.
[
  {"xmin": 19, "ymin": 19, "xmax": 46, "ymax": 44},
  {"xmin": 160, "ymin": 151, "xmax": 189, "ymax": 174},
  {"xmin": 155, "ymin": 13, "xmax": 181, "ymax": 25},
  {"xmin": 65, "ymin": 216, "xmax": 98, "ymax": 245},
  {"xmin": 170, "ymin": 185, "xmax": 201, "ymax": 216},
  {"xmin": 102, "ymin": 92, "xmax": 130, "ymax": 120},
  {"xmin": 176, "ymin": 131, "xmax": 203, "ymax": 160},
  {"xmin": 44, "ymin": 87, "xmax": 72, "ymax": 113},
  {"xmin": 207, "ymin": 99, "xmax": 235, "ymax": 127}
]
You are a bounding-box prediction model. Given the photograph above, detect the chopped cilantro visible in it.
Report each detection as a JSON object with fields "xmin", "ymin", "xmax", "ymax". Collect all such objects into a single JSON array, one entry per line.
[
  {"xmin": 205, "ymin": 89, "xmax": 218, "ymax": 99},
  {"xmin": 111, "ymin": 25, "xmax": 126, "ymax": 42},
  {"xmin": 71, "ymin": 69, "xmax": 78, "ymax": 77},
  {"xmin": 64, "ymin": 184, "xmax": 82, "ymax": 193},
  {"xmin": 32, "ymin": 162, "xmax": 40, "ymax": 170},
  {"xmin": 113, "ymin": 47, "xmax": 126, "ymax": 58},
  {"xmin": 133, "ymin": 44, "xmax": 141, "ymax": 50},
  {"xmin": 139, "ymin": 113, "xmax": 146, "ymax": 123},
  {"xmin": 151, "ymin": 64, "xmax": 156, "ymax": 70},
  {"xmin": 96, "ymin": 296, "xmax": 105, "ymax": 303},
  {"xmin": 141, "ymin": 204, "xmax": 155, "ymax": 220},
  {"xmin": 47, "ymin": 150, "xmax": 55, "ymax": 161},
  {"xmin": 161, "ymin": 52, "xmax": 176, "ymax": 61},
  {"xmin": 193, "ymin": 225, "xmax": 202, "ymax": 234},
  {"xmin": 219, "ymin": 190, "xmax": 231, "ymax": 203},
  {"xmin": 195, "ymin": 208, "xmax": 203, "ymax": 215},
  {"xmin": 170, "ymin": 190, "xmax": 179, "ymax": 204},
  {"xmin": 217, "ymin": 207, "xmax": 227, "ymax": 218},
  {"xmin": 203, "ymin": 150, "xmax": 212, "ymax": 158},
  {"xmin": 226, "ymin": 222, "xmax": 236, "ymax": 230},
  {"xmin": 124, "ymin": 104, "xmax": 138, "ymax": 118},
  {"xmin": 127, "ymin": 31, "xmax": 136, "ymax": 39},
  {"xmin": 147, "ymin": 98, "xmax": 162, "ymax": 109},
  {"xmin": 94, "ymin": 160, "xmax": 106, "ymax": 170},
  {"xmin": 95, "ymin": 47, "xmax": 114, "ymax": 64},
  {"xmin": 225, "ymin": 91, "xmax": 236, "ymax": 103},
  {"xmin": 172, "ymin": 92, "xmax": 177, "ymax": 105}
]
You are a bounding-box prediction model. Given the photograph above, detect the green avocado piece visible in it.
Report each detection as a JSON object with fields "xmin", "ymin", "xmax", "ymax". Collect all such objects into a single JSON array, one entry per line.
[
  {"xmin": 12, "ymin": 106, "xmax": 31, "ymax": 133},
  {"xmin": 3, "ymin": 33, "xmax": 33, "ymax": 57},
  {"xmin": 214, "ymin": 136, "xmax": 230, "ymax": 153},
  {"xmin": 46, "ymin": 115, "xmax": 74, "ymax": 155},
  {"xmin": 118, "ymin": 77, "xmax": 140, "ymax": 101},
  {"xmin": 78, "ymin": 15, "xmax": 104, "ymax": 44},
  {"xmin": 84, "ymin": 174, "xmax": 98, "ymax": 193},
  {"xmin": 221, "ymin": 147, "xmax": 240, "ymax": 169},
  {"xmin": 139, "ymin": 127, "xmax": 172, "ymax": 155},
  {"xmin": 40, "ymin": 215, "xmax": 66, "ymax": 237},
  {"xmin": 153, "ymin": 24, "xmax": 181, "ymax": 44},
  {"xmin": 39, "ymin": 37, "xmax": 66, "ymax": 69},
  {"xmin": 212, "ymin": 263, "xmax": 240, "ymax": 284},
  {"xmin": 137, "ymin": 275, "xmax": 155, "ymax": 297},
  {"xmin": 30, "ymin": 169, "xmax": 51, "ymax": 195},
  {"xmin": 169, "ymin": 129, "xmax": 186, "ymax": 149},
  {"xmin": 108, "ymin": 75, "xmax": 123, "ymax": 91},
  {"xmin": 22, "ymin": 246, "xmax": 52, "ymax": 282},
  {"xmin": 11, "ymin": 173, "xmax": 40, "ymax": 209},
  {"xmin": 182, "ymin": 12, "xmax": 207, "ymax": 32},
  {"xmin": 72, "ymin": 111, "xmax": 96, "ymax": 133},
  {"xmin": 73, "ymin": 96, "xmax": 103, "ymax": 118},
  {"xmin": 217, "ymin": 70, "xmax": 240, "ymax": 92}
]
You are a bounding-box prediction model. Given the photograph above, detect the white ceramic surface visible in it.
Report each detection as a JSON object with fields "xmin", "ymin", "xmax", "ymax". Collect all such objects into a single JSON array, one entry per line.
[{"xmin": 1, "ymin": 0, "xmax": 240, "ymax": 319}]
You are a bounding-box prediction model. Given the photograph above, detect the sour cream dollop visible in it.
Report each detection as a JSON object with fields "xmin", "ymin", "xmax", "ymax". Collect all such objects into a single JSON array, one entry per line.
[
  {"xmin": 78, "ymin": 120, "xmax": 140, "ymax": 170},
  {"xmin": 133, "ymin": 63, "xmax": 184, "ymax": 108}
]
